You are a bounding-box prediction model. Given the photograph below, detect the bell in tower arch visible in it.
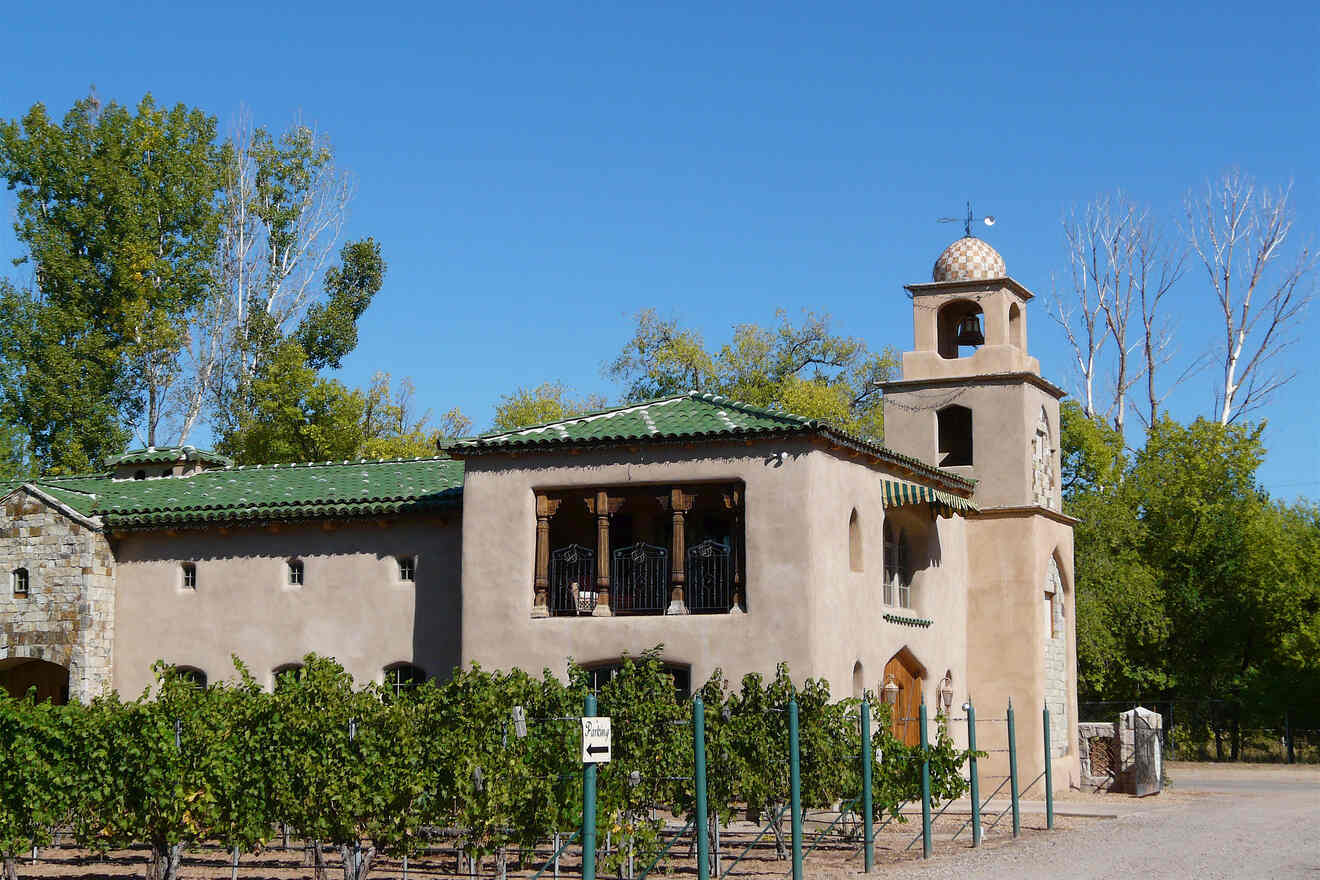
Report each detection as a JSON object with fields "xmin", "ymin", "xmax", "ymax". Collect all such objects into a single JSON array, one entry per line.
[{"xmin": 955, "ymin": 313, "xmax": 985, "ymax": 347}]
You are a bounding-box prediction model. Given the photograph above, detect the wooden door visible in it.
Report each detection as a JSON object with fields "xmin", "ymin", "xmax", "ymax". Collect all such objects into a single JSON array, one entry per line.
[{"xmin": 884, "ymin": 652, "xmax": 924, "ymax": 747}]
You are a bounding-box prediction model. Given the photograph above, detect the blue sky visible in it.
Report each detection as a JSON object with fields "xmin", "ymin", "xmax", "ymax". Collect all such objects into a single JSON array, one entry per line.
[{"xmin": 2, "ymin": 0, "xmax": 1317, "ymax": 498}]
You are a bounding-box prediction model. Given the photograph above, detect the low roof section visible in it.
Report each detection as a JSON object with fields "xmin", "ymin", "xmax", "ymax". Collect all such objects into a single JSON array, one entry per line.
[
  {"xmin": 450, "ymin": 391, "xmax": 977, "ymax": 515},
  {"xmin": 1, "ymin": 457, "xmax": 464, "ymax": 531}
]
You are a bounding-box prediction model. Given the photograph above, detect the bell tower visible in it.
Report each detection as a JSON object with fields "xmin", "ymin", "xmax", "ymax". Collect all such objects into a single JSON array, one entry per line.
[
  {"xmin": 880, "ymin": 231, "xmax": 1080, "ymax": 793},
  {"xmin": 880, "ymin": 235, "xmax": 1062, "ymax": 510}
]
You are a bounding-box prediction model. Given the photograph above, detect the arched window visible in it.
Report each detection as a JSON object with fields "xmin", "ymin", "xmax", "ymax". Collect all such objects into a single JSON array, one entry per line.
[
  {"xmin": 384, "ymin": 663, "xmax": 426, "ymax": 698},
  {"xmin": 11, "ymin": 567, "xmax": 29, "ymax": 597},
  {"xmin": 937, "ymin": 405, "xmax": 973, "ymax": 466},
  {"xmin": 272, "ymin": 663, "xmax": 305, "ymax": 691},
  {"xmin": 883, "ymin": 523, "xmax": 909, "ymax": 607},
  {"xmin": 1008, "ymin": 302, "xmax": 1024, "ymax": 349},
  {"xmin": 852, "ymin": 661, "xmax": 865, "ymax": 700},
  {"xmin": 584, "ymin": 660, "xmax": 692, "ymax": 700},
  {"xmin": 848, "ymin": 509, "xmax": 863, "ymax": 572},
  {"xmin": 174, "ymin": 666, "xmax": 208, "ymax": 689},
  {"xmin": 287, "ymin": 558, "xmax": 305, "ymax": 587}
]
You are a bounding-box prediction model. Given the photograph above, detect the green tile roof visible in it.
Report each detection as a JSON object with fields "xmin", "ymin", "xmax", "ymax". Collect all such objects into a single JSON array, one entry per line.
[
  {"xmin": 104, "ymin": 446, "xmax": 234, "ymax": 468},
  {"xmin": 2, "ymin": 457, "xmax": 464, "ymax": 530},
  {"xmin": 453, "ymin": 391, "xmax": 974, "ymax": 493}
]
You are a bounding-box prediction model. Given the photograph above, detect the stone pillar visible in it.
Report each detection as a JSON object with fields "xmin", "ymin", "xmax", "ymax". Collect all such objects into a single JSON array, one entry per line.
[
  {"xmin": 585, "ymin": 492, "xmax": 623, "ymax": 617},
  {"xmin": 659, "ymin": 488, "xmax": 696, "ymax": 615},
  {"xmin": 532, "ymin": 495, "xmax": 561, "ymax": 618}
]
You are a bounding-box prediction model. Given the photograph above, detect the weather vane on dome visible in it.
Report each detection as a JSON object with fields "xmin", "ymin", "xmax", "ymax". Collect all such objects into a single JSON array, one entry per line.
[{"xmin": 938, "ymin": 201, "xmax": 996, "ymax": 238}]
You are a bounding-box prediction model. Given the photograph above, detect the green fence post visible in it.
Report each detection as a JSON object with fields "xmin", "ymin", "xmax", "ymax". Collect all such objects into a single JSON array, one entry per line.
[
  {"xmin": 1007, "ymin": 698, "xmax": 1020, "ymax": 839},
  {"xmin": 789, "ymin": 698, "xmax": 803, "ymax": 880},
  {"xmin": 1042, "ymin": 703, "xmax": 1054, "ymax": 830},
  {"xmin": 861, "ymin": 701, "xmax": 874, "ymax": 872},
  {"xmin": 967, "ymin": 698, "xmax": 981, "ymax": 847},
  {"xmin": 694, "ymin": 695, "xmax": 709, "ymax": 880},
  {"xmin": 919, "ymin": 699, "xmax": 932, "ymax": 859},
  {"xmin": 582, "ymin": 692, "xmax": 598, "ymax": 880}
]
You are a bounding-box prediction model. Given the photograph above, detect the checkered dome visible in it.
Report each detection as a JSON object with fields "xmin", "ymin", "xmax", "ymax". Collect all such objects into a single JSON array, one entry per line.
[{"xmin": 932, "ymin": 236, "xmax": 1007, "ymax": 282}]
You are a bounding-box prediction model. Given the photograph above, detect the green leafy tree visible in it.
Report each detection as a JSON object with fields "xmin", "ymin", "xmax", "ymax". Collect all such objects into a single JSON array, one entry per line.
[
  {"xmin": 200, "ymin": 121, "xmax": 375, "ymax": 449},
  {"xmin": 1060, "ymin": 401, "xmax": 1169, "ymax": 699},
  {"xmin": 216, "ymin": 341, "xmax": 365, "ymax": 463},
  {"xmin": 0, "ymin": 94, "xmax": 222, "ymax": 468},
  {"xmin": 607, "ymin": 309, "xmax": 898, "ymax": 438},
  {"xmin": 491, "ymin": 382, "xmax": 607, "ymax": 432},
  {"xmin": 359, "ymin": 373, "xmax": 470, "ymax": 459}
]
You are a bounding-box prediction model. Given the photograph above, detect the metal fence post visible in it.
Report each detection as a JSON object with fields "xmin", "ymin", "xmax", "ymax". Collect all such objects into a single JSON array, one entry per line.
[
  {"xmin": 919, "ymin": 699, "xmax": 932, "ymax": 859},
  {"xmin": 861, "ymin": 700, "xmax": 874, "ymax": 872},
  {"xmin": 789, "ymin": 698, "xmax": 803, "ymax": 880},
  {"xmin": 1285, "ymin": 711, "xmax": 1295, "ymax": 764},
  {"xmin": 583, "ymin": 692, "xmax": 598, "ymax": 880},
  {"xmin": 1042, "ymin": 703, "xmax": 1054, "ymax": 830},
  {"xmin": 967, "ymin": 698, "xmax": 981, "ymax": 847},
  {"xmin": 694, "ymin": 695, "xmax": 709, "ymax": 880},
  {"xmin": 1007, "ymin": 698, "xmax": 1020, "ymax": 838}
]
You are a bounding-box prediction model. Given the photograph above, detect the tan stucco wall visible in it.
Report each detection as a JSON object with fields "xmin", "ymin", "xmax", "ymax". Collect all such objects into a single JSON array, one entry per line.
[
  {"xmin": 110, "ymin": 514, "xmax": 461, "ymax": 695},
  {"xmin": 458, "ymin": 438, "xmax": 973, "ymax": 747},
  {"xmin": 801, "ymin": 450, "xmax": 970, "ymax": 746},
  {"xmin": 882, "ymin": 380, "xmax": 1061, "ymax": 511},
  {"xmin": 964, "ymin": 512, "xmax": 1078, "ymax": 791},
  {"xmin": 459, "ymin": 439, "xmax": 840, "ymax": 687}
]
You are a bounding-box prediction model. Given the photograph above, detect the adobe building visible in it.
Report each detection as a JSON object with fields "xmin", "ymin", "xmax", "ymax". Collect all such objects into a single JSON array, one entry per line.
[{"xmin": 0, "ymin": 235, "xmax": 1078, "ymax": 790}]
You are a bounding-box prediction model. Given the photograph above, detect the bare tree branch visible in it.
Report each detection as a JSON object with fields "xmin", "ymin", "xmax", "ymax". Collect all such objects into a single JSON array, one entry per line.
[{"xmin": 1186, "ymin": 170, "xmax": 1316, "ymax": 424}]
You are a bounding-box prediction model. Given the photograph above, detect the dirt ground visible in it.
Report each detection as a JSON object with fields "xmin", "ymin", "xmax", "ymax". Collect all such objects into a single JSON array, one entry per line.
[
  {"xmin": 8, "ymin": 811, "xmax": 1079, "ymax": 880},
  {"xmin": 21, "ymin": 763, "xmax": 1313, "ymax": 880}
]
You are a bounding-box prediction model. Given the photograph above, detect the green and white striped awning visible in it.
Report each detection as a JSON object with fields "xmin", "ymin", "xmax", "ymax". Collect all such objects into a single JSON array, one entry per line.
[{"xmin": 882, "ymin": 480, "xmax": 978, "ymax": 517}]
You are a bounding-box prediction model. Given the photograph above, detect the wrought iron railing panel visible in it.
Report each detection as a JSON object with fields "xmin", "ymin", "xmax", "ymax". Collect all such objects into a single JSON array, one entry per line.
[
  {"xmin": 687, "ymin": 539, "xmax": 734, "ymax": 613},
  {"xmin": 611, "ymin": 542, "xmax": 669, "ymax": 615},
  {"xmin": 549, "ymin": 544, "xmax": 596, "ymax": 615}
]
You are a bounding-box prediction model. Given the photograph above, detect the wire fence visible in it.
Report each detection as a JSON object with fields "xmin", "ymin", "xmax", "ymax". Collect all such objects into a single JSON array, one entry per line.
[{"xmin": 7, "ymin": 695, "xmax": 1064, "ymax": 880}]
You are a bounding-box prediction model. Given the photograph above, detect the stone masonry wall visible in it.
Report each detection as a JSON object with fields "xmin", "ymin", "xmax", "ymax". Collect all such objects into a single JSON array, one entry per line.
[
  {"xmin": 0, "ymin": 489, "xmax": 115, "ymax": 702},
  {"xmin": 1043, "ymin": 556, "xmax": 1067, "ymax": 756}
]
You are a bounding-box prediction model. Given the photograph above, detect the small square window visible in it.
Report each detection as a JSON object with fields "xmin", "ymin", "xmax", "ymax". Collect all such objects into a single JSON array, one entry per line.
[
  {"xmin": 12, "ymin": 568, "xmax": 29, "ymax": 597},
  {"xmin": 288, "ymin": 559, "xmax": 304, "ymax": 586},
  {"xmin": 398, "ymin": 556, "xmax": 416, "ymax": 582},
  {"xmin": 181, "ymin": 563, "xmax": 197, "ymax": 590}
]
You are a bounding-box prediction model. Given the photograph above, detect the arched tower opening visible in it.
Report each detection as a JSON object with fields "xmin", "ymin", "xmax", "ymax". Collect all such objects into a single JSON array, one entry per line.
[
  {"xmin": 936, "ymin": 300, "xmax": 984, "ymax": 359},
  {"xmin": 936, "ymin": 404, "xmax": 973, "ymax": 466}
]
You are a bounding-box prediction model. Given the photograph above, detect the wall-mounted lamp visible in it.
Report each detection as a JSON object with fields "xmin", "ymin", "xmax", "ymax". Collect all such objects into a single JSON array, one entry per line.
[
  {"xmin": 937, "ymin": 670, "xmax": 954, "ymax": 714},
  {"xmin": 881, "ymin": 674, "xmax": 900, "ymax": 706}
]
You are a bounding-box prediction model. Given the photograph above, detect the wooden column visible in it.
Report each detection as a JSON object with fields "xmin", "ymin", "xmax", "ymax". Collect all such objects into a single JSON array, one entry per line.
[
  {"xmin": 723, "ymin": 488, "xmax": 744, "ymax": 612},
  {"xmin": 532, "ymin": 495, "xmax": 561, "ymax": 618},
  {"xmin": 659, "ymin": 488, "xmax": 696, "ymax": 615},
  {"xmin": 585, "ymin": 491, "xmax": 624, "ymax": 616}
]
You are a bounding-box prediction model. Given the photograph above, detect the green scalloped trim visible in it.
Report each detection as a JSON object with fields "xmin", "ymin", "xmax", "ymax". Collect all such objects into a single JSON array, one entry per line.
[{"xmin": 883, "ymin": 613, "xmax": 933, "ymax": 628}]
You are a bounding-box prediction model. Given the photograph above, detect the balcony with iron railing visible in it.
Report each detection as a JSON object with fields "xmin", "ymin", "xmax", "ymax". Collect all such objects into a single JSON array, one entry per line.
[{"xmin": 533, "ymin": 484, "xmax": 745, "ymax": 618}]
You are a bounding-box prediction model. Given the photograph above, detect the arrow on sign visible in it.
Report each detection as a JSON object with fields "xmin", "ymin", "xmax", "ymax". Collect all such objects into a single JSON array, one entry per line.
[{"xmin": 586, "ymin": 744, "xmax": 610, "ymax": 756}]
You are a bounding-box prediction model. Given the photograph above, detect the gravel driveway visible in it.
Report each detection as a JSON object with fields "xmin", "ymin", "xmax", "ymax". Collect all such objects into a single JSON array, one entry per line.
[{"xmin": 889, "ymin": 763, "xmax": 1319, "ymax": 880}]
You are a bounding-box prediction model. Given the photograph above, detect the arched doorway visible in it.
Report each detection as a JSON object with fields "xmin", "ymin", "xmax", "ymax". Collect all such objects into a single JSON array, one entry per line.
[
  {"xmin": 0, "ymin": 658, "xmax": 70, "ymax": 704},
  {"xmin": 883, "ymin": 648, "xmax": 925, "ymax": 746}
]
